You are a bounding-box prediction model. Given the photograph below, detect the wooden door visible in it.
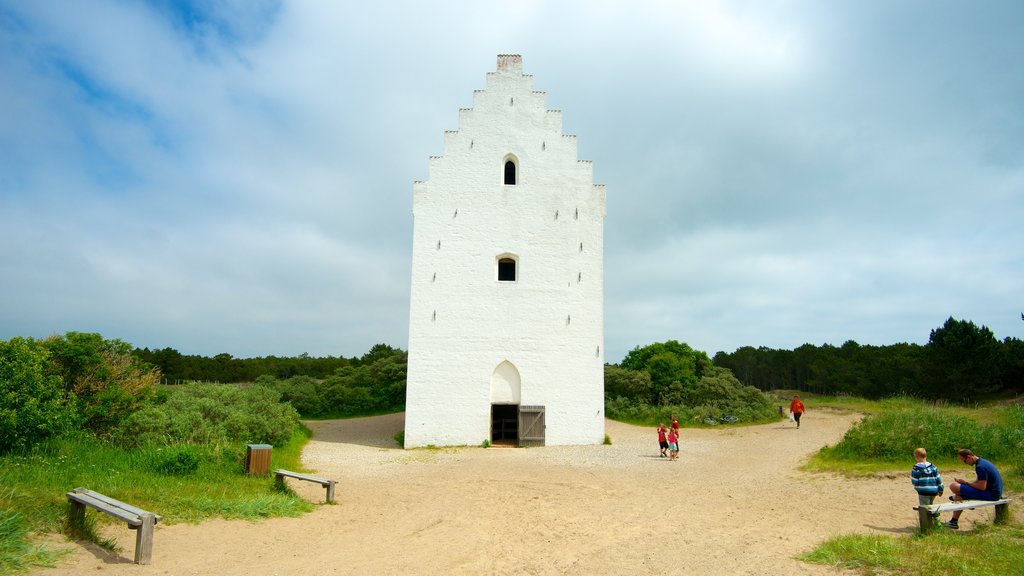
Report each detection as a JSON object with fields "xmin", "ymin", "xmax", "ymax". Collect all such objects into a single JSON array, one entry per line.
[{"xmin": 518, "ymin": 405, "xmax": 545, "ymax": 447}]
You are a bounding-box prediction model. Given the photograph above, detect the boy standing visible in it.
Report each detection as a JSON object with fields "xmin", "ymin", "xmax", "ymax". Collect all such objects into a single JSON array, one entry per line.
[
  {"xmin": 657, "ymin": 424, "xmax": 668, "ymax": 458},
  {"xmin": 911, "ymin": 447, "xmax": 944, "ymax": 507}
]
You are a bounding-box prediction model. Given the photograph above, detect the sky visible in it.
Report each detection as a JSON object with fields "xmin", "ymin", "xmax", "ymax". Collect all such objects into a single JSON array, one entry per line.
[{"xmin": 2, "ymin": 1, "xmax": 1023, "ymax": 363}]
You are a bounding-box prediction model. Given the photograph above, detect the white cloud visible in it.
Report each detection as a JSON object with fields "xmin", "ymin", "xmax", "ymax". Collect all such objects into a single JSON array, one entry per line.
[{"xmin": 2, "ymin": 0, "xmax": 1022, "ymax": 361}]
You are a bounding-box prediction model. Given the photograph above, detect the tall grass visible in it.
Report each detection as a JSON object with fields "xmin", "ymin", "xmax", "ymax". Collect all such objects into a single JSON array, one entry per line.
[
  {"xmin": 808, "ymin": 400, "xmax": 1023, "ymax": 491},
  {"xmin": 0, "ymin": 506, "xmax": 65, "ymax": 575},
  {"xmin": 0, "ymin": 426, "xmax": 313, "ymax": 575}
]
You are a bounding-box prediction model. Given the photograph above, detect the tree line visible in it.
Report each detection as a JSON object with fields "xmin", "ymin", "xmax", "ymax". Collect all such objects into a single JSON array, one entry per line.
[
  {"xmin": 712, "ymin": 317, "xmax": 1023, "ymax": 402},
  {"xmin": 133, "ymin": 347, "xmax": 356, "ymax": 383}
]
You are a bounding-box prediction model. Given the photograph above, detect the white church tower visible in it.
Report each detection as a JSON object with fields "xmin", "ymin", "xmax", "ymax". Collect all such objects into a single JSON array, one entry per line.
[{"xmin": 404, "ymin": 55, "xmax": 606, "ymax": 448}]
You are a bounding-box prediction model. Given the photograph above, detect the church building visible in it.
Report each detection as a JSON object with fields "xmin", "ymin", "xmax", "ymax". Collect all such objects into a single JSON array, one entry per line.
[{"xmin": 404, "ymin": 55, "xmax": 606, "ymax": 448}]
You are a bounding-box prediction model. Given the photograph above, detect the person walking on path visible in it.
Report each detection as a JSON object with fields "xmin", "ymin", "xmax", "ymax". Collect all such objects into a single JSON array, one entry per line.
[
  {"xmin": 657, "ymin": 424, "xmax": 669, "ymax": 458},
  {"xmin": 946, "ymin": 449, "xmax": 1004, "ymax": 530},
  {"xmin": 911, "ymin": 447, "xmax": 944, "ymax": 508},
  {"xmin": 789, "ymin": 395, "xmax": 805, "ymax": 428}
]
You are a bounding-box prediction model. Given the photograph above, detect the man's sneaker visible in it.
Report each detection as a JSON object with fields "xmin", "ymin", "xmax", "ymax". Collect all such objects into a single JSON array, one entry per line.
[{"xmin": 945, "ymin": 520, "xmax": 959, "ymax": 530}]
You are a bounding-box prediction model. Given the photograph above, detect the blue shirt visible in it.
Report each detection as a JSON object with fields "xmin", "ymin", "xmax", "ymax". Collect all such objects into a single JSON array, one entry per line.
[{"xmin": 975, "ymin": 458, "xmax": 1003, "ymax": 499}]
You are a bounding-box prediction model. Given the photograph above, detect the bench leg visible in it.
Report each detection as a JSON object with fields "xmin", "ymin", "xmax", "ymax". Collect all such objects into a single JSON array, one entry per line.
[
  {"xmin": 995, "ymin": 504, "xmax": 1010, "ymax": 525},
  {"xmin": 134, "ymin": 513, "xmax": 155, "ymax": 564},
  {"xmin": 68, "ymin": 501, "xmax": 86, "ymax": 530},
  {"xmin": 917, "ymin": 507, "xmax": 936, "ymax": 532},
  {"xmin": 326, "ymin": 481, "xmax": 336, "ymax": 504}
]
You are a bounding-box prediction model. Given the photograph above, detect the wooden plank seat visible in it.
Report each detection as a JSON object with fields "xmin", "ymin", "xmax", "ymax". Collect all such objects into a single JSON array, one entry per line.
[
  {"xmin": 913, "ymin": 498, "xmax": 1012, "ymax": 530},
  {"xmin": 275, "ymin": 469, "xmax": 337, "ymax": 503},
  {"xmin": 66, "ymin": 487, "xmax": 162, "ymax": 564}
]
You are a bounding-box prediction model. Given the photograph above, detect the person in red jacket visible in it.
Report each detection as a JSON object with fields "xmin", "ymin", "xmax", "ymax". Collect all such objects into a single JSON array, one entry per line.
[{"xmin": 789, "ymin": 395, "xmax": 806, "ymax": 429}]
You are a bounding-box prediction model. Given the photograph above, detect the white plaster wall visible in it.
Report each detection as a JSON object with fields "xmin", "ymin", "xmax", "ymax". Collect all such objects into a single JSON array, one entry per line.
[{"xmin": 405, "ymin": 55, "xmax": 606, "ymax": 448}]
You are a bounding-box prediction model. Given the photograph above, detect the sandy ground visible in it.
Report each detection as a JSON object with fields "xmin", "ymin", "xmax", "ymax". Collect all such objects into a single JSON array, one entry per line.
[{"xmin": 34, "ymin": 409, "xmax": 996, "ymax": 575}]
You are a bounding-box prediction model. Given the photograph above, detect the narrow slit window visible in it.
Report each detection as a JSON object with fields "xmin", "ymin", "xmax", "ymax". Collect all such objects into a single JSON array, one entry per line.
[
  {"xmin": 498, "ymin": 258, "xmax": 517, "ymax": 282},
  {"xmin": 504, "ymin": 160, "xmax": 517, "ymax": 185}
]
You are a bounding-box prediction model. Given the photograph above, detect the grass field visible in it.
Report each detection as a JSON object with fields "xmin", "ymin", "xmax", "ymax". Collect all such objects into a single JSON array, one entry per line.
[{"xmin": 0, "ymin": 427, "xmax": 314, "ymax": 575}]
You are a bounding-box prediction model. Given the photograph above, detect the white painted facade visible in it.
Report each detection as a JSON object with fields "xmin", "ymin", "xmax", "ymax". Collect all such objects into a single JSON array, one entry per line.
[{"xmin": 404, "ymin": 55, "xmax": 606, "ymax": 448}]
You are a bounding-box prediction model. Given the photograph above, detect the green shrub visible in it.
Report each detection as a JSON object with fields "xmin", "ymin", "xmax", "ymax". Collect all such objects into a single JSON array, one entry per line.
[
  {"xmin": 255, "ymin": 348, "xmax": 407, "ymax": 419},
  {"xmin": 43, "ymin": 332, "xmax": 158, "ymax": 435},
  {"xmin": 0, "ymin": 337, "xmax": 78, "ymax": 453},
  {"xmin": 605, "ymin": 366, "xmax": 777, "ymax": 426},
  {"xmin": 114, "ymin": 383, "xmax": 299, "ymax": 448},
  {"xmin": 152, "ymin": 447, "xmax": 200, "ymax": 476}
]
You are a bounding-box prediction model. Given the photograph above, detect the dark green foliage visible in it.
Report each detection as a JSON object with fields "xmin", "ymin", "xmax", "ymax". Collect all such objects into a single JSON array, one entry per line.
[
  {"xmin": 1001, "ymin": 337, "xmax": 1024, "ymax": 394},
  {"xmin": 259, "ymin": 346, "xmax": 407, "ymax": 418},
  {"xmin": 43, "ymin": 332, "xmax": 158, "ymax": 434},
  {"xmin": 134, "ymin": 347, "xmax": 354, "ymax": 383},
  {"xmin": 113, "ymin": 383, "xmax": 299, "ymax": 447},
  {"xmin": 604, "ymin": 365, "xmax": 653, "ymax": 404},
  {"xmin": 924, "ymin": 317, "xmax": 1001, "ymax": 402},
  {"xmin": 605, "ymin": 344, "xmax": 777, "ymax": 426},
  {"xmin": 0, "ymin": 338, "xmax": 78, "ymax": 453},
  {"xmin": 272, "ymin": 375, "xmax": 324, "ymax": 416},
  {"xmin": 620, "ymin": 340, "xmax": 712, "ymax": 405},
  {"xmin": 713, "ymin": 317, "xmax": 1021, "ymax": 402}
]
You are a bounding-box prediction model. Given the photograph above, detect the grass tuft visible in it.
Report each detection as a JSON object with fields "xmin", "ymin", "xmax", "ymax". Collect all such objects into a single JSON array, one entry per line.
[{"xmin": 801, "ymin": 524, "xmax": 1024, "ymax": 576}]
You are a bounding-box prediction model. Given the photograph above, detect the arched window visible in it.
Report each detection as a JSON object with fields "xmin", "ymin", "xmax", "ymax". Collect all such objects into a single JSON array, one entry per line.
[
  {"xmin": 497, "ymin": 255, "xmax": 517, "ymax": 282},
  {"xmin": 504, "ymin": 160, "xmax": 516, "ymax": 185}
]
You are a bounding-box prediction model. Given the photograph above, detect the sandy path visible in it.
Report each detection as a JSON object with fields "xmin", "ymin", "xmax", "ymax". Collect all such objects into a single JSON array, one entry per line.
[{"xmin": 35, "ymin": 410, "xmax": 963, "ymax": 575}]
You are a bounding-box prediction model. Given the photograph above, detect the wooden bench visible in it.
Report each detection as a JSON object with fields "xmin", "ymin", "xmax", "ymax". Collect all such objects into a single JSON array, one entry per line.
[
  {"xmin": 66, "ymin": 488, "xmax": 162, "ymax": 564},
  {"xmin": 914, "ymin": 498, "xmax": 1012, "ymax": 530},
  {"xmin": 275, "ymin": 469, "xmax": 337, "ymax": 503}
]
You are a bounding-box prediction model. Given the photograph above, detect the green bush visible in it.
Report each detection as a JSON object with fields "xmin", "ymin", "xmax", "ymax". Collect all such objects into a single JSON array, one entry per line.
[
  {"xmin": 42, "ymin": 332, "xmax": 158, "ymax": 435},
  {"xmin": 0, "ymin": 337, "xmax": 78, "ymax": 453},
  {"xmin": 114, "ymin": 383, "xmax": 299, "ymax": 448},
  {"xmin": 605, "ymin": 365, "xmax": 777, "ymax": 426},
  {"xmin": 256, "ymin": 347, "xmax": 408, "ymax": 418},
  {"xmin": 152, "ymin": 447, "xmax": 201, "ymax": 476}
]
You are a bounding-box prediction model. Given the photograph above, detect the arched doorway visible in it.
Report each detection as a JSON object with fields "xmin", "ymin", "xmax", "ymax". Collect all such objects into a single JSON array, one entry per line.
[{"xmin": 490, "ymin": 361, "xmax": 521, "ymax": 445}]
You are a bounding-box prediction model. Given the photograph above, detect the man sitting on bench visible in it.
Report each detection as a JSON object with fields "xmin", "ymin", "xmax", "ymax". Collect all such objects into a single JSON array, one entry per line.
[{"xmin": 946, "ymin": 448, "xmax": 1004, "ymax": 530}]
